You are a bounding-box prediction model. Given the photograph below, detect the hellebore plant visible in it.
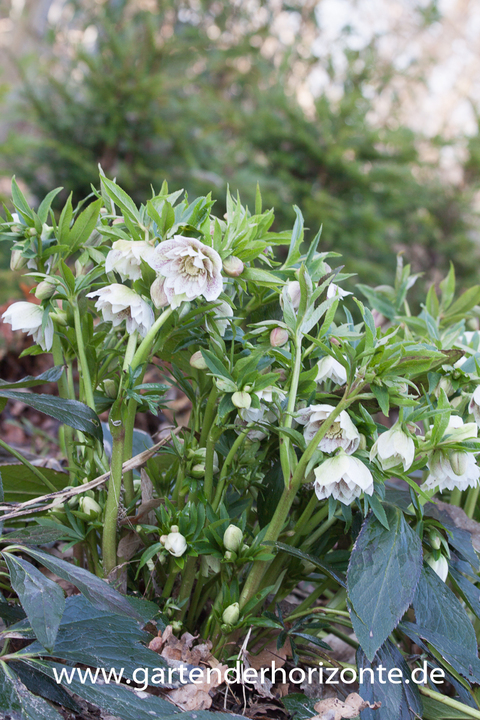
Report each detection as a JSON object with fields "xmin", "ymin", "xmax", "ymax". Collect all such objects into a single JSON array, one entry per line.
[{"xmin": 3, "ymin": 175, "xmax": 480, "ymax": 719}]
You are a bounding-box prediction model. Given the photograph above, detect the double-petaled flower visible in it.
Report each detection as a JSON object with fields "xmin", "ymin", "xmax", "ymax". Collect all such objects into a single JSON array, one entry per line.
[
  {"xmin": 147, "ymin": 235, "xmax": 223, "ymax": 309},
  {"xmin": 105, "ymin": 239, "xmax": 156, "ymax": 281},
  {"xmin": 316, "ymin": 355, "xmax": 347, "ymax": 386},
  {"xmin": 296, "ymin": 404, "xmax": 360, "ymax": 454},
  {"xmin": 313, "ymin": 451, "xmax": 374, "ymax": 505},
  {"xmin": 87, "ymin": 284, "xmax": 154, "ymax": 337}
]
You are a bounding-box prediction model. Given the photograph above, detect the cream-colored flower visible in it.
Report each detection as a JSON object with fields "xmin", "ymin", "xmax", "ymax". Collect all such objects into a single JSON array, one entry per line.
[
  {"xmin": 105, "ymin": 239, "xmax": 156, "ymax": 281},
  {"xmin": 296, "ymin": 404, "xmax": 359, "ymax": 454},
  {"xmin": 87, "ymin": 284, "xmax": 154, "ymax": 337},
  {"xmin": 442, "ymin": 415, "xmax": 477, "ymax": 443},
  {"xmin": 316, "ymin": 355, "xmax": 347, "ymax": 386},
  {"xmin": 147, "ymin": 235, "xmax": 223, "ymax": 309},
  {"xmin": 423, "ymin": 449, "xmax": 480, "ymax": 493},
  {"xmin": 469, "ymin": 386, "xmax": 480, "ymax": 426},
  {"xmin": 313, "ymin": 451, "xmax": 374, "ymax": 505},
  {"xmin": 2, "ymin": 302, "xmax": 54, "ymax": 351},
  {"xmin": 164, "ymin": 531, "xmax": 188, "ymax": 557},
  {"xmin": 370, "ymin": 421, "xmax": 415, "ymax": 472}
]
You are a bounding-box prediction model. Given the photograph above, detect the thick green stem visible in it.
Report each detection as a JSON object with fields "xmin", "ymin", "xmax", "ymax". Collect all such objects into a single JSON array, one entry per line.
[
  {"xmin": 51, "ymin": 335, "xmax": 75, "ymax": 477},
  {"xmin": 212, "ymin": 427, "xmax": 250, "ymax": 511},
  {"xmin": 302, "ymin": 515, "xmax": 338, "ymax": 550},
  {"xmin": 450, "ymin": 487, "xmax": 463, "ymax": 506},
  {"xmin": 176, "ymin": 557, "xmax": 198, "ymax": 621},
  {"xmin": 465, "ymin": 485, "xmax": 479, "ymax": 519},
  {"xmin": 121, "ymin": 333, "xmax": 138, "ymax": 507},
  {"xmin": 130, "ymin": 307, "xmax": 174, "ymax": 371},
  {"xmin": 73, "ymin": 304, "xmax": 96, "ymax": 411},
  {"xmin": 102, "ymin": 417, "xmax": 125, "ymax": 577},
  {"xmin": 199, "ymin": 386, "xmax": 218, "ymax": 447},
  {"xmin": 418, "ymin": 687, "xmax": 480, "ymax": 719},
  {"xmin": 203, "ymin": 431, "xmax": 219, "ymax": 503},
  {"xmin": 279, "ymin": 335, "xmax": 302, "ymax": 484}
]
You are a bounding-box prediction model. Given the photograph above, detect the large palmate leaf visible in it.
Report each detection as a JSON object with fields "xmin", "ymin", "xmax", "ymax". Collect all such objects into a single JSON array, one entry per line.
[
  {"xmin": 3, "ymin": 553, "xmax": 64, "ymax": 652},
  {"xmin": 356, "ymin": 640, "xmax": 422, "ymax": 720},
  {"xmin": 0, "ymin": 390, "xmax": 102, "ymax": 441},
  {"xmin": 20, "ymin": 546, "xmax": 143, "ymax": 621},
  {"xmin": 347, "ymin": 507, "xmax": 423, "ymax": 660},
  {"xmin": 0, "ymin": 664, "xmax": 63, "ymax": 720}
]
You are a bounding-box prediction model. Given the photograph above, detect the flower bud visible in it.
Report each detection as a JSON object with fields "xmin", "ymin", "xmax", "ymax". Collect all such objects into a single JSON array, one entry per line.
[
  {"xmin": 223, "ymin": 256, "xmax": 244, "ymax": 277},
  {"xmin": 164, "ymin": 531, "xmax": 187, "ymax": 557},
  {"xmin": 224, "ymin": 550, "xmax": 235, "ymax": 561},
  {"xmin": 450, "ymin": 451, "xmax": 468, "ymax": 476},
  {"xmin": 10, "ymin": 250, "xmax": 27, "ymax": 271},
  {"xmin": 170, "ymin": 525, "xmax": 179, "ymax": 533},
  {"xmin": 103, "ymin": 379, "xmax": 117, "ymax": 398},
  {"xmin": 429, "ymin": 531, "xmax": 442, "ymax": 550},
  {"xmin": 79, "ymin": 496, "xmax": 102, "ymax": 519},
  {"xmin": 222, "ymin": 602, "xmax": 240, "ymax": 626},
  {"xmin": 160, "ymin": 535, "xmax": 168, "ymax": 544},
  {"xmin": 280, "ymin": 280, "xmax": 301, "ymax": 311},
  {"xmin": 270, "ymin": 327, "xmax": 289, "ymax": 347},
  {"xmin": 49, "ymin": 310, "xmax": 68, "ymax": 326},
  {"xmin": 223, "ymin": 524, "xmax": 243, "ymax": 552},
  {"xmin": 35, "ymin": 278, "xmax": 56, "ymax": 301},
  {"xmin": 191, "ymin": 463, "xmax": 206, "ymax": 477},
  {"xmin": 358, "ymin": 433, "xmax": 367, "ymax": 451},
  {"xmin": 427, "ymin": 554, "xmax": 449, "ymax": 582},
  {"xmin": 189, "ymin": 351, "xmax": 208, "ymax": 370},
  {"xmin": 215, "ymin": 377, "xmax": 237, "ymax": 393},
  {"xmin": 26, "ymin": 227, "xmax": 37, "ymax": 237},
  {"xmin": 232, "ymin": 391, "xmax": 251, "ymax": 409}
]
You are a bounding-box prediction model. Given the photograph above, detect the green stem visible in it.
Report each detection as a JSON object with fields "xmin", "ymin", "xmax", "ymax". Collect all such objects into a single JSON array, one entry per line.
[
  {"xmin": 51, "ymin": 335, "xmax": 75, "ymax": 478},
  {"xmin": 73, "ymin": 304, "xmax": 96, "ymax": 411},
  {"xmin": 177, "ymin": 557, "xmax": 198, "ymax": 621},
  {"xmin": 199, "ymin": 386, "xmax": 218, "ymax": 447},
  {"xmin": 212, "ymin": 426, "xmax": 250, "ymax": 511},
  {"xmin": 302, "ymin": 515, "xmax": 338, "ymax": 550},
  {"xmin": 465, "ymin": 486, "xmax": 479, "ymax": 519},
  {"xmin": 0, "ymin": 437, "xmax": 57, "ymax": 492},
  {"xmin": 418, "ymin": 687, "xmax": 480, "ymax": 719},
  {"xmin": 121, "ymin": 333, "xmax": 139, "ymax": 507},
  {"xmin": 102, "ymin": 418, "xmax": 125, "ymax": 577},
  {"xmin": 450, "ymin": 487, "xmax": 463, "ymax": 506},
  {"xmin": 161, "ymin": 558, "xmax": 179, "ymax": 598},
  {"xmin": 203, "ymin": 430, "xmax": 219, "ymax": 503},
  {"xmin": 279, "ymin": 335, "xmax": 302, "ymax": 484},
  {"xmin": 130, "ymin": 307, "xmax": 174, "ymax": 371},
  {"xmin": 299, "ymin": 503, "xmax": 330, "ymax": 538}
]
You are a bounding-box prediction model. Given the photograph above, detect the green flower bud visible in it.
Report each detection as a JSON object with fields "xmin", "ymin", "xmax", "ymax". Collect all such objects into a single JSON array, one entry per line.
[
  {"xmin": 223, "ymin": 524, "xmax": 243, "ymax": 552},
  {"xmin": 79, "ymin": 496, "xmax": 102, "ymax": 519},
  {"xmin": 10, "ymin": 250, "xmax": 27, "ymax": 271},
  {"xmin": 232, "ymin": 391, "xmax": 251, "ymax": 409},
  {"xmin": 429, "ymin": 531, "xmax": 442, "ymax": 550},
  {"xmin": 49, "ymin": 310, "xmax": 68, "ymax": 326},
  {"xmin": 35, "ymin": 278, "xmax": 56, "ymax": 300},
  {"xmin": 103, "ymin": 379, "xmax": 117, "ymax": 398},
  {"xmin": 450, "ymin": 451, "xmax": 468, "ymax": 476},
  {"xmin": 189, "ymin": 351, "xmax": 208, "ymax": 370},
  {"xmin": 223, "ymin": 256, "xmax": 244, "ymax": 277},
  {"xmin": 191, "ymin": 463, "xmax": 206, "ymax": 477},
  {"xmin": 222, "ymin": 602, "xmax": 240, "ymax": 626}
]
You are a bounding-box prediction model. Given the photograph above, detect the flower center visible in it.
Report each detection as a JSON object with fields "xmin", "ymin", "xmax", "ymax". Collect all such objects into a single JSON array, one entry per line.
[
  {"xmin": 116, "ymin": 308, "xmax": 132, "ymax": 321},
  {"xmin": 182, "ymin": 257, "xmax": 204, "ymax": 277}
]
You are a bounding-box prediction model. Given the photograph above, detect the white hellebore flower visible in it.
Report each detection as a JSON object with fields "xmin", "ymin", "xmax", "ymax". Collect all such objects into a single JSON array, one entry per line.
[
  {"xmin": 206, "ymin": 299, "xmax": 234, "ymax": 337},
  {"xmin": 147, "ymin": 235, "xmax": 223, "ymax": 309},
  {"xmin": 236, "ymin": 386, "xmax": 286, "ymax": 441},
  {"xmin": 296, "ymin": 404, "xmax": 360, "ymax": 455},
  {"xmin": 469, "ymin": 386, "xmax": 480, "ymax": 426},
  {"xmin": 87, "ymin": 284, "xmax": 154, "ymax": 337},
  {"xmin": 316, "ymin": 355, "xmax": 347, "ymax": 386},
  {"xmin": 313, "ymin": 451, "xmax": 374, "ymax": 505},
  {"xmin": 370, "ymin": 421, "xmax": 415, "ymax": 472},
  {"xmin": 427, "ymin": 555, "xmax": 449, "ymax": 583},
  {"xmin": 327, "ymin": 283, "xmax": 352, "ymax": 300},
  {"xmin": 423, "ymin": 449, "xmax": 480, "ymax": 493},
  {"xmin": 2, "ymin": 302, "xmax": 54, "ymax": 351},
  {"xmin": 164, "ymin": 532, "xmax": 188, "ymax": 557},
  {"xmin": 442, "ymin": 414, "xmax": 477, "ymax": 443},
  {"xmin": 105, "ymin": 240, "xmax": 156, "ymax": 281}
]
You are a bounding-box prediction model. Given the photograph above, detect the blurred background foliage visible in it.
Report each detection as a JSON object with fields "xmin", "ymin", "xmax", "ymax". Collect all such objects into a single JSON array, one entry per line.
[{"xmin": 0, "ymin": 0, "xmax": 479, "ymax": 298}]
